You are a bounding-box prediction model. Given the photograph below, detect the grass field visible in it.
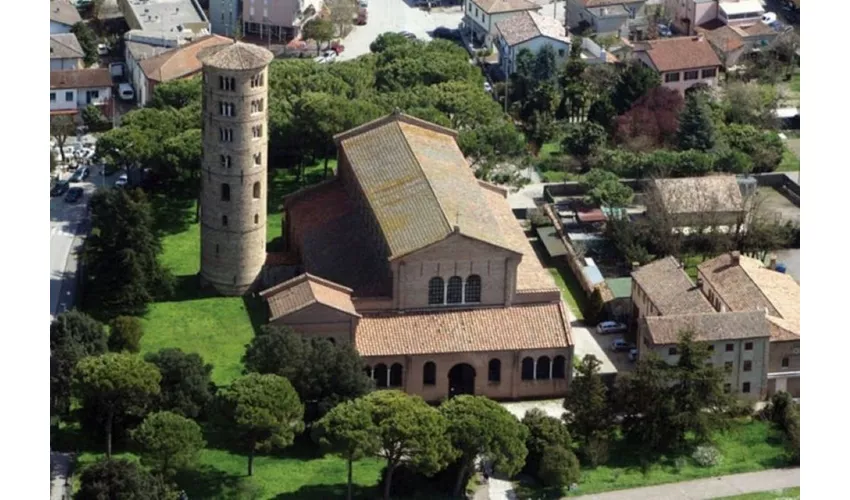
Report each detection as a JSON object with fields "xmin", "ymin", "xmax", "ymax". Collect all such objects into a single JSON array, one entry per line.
[
  {"xmin": 140, "ymin": 162, "xmax": 332, "ymax": 386},
  {"xmin": 776, "ymin": 148, "xmax": 800, "ymax": 173},
  {"xmin": 516, "ymin": 420, "xmax": 790, "ymax": 498},
  {"xmin": 715, "ymin": 487, "xmax": 800, "ymax": 500}
]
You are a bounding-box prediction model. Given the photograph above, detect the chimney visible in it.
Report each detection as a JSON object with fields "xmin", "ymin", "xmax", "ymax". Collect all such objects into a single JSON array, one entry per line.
[
  {"xmin": 768, "ymin": 254, "xmax": 777, "ymax": 270},
  {"xmin": 730, "ymin": 251, "xmax": 741, "ymax": 265}
]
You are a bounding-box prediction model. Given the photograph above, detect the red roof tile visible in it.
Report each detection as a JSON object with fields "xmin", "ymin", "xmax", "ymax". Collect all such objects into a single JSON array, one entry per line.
[{"xmin": 639, "ymin": 36, "xmax": 723, "ymax": 72}]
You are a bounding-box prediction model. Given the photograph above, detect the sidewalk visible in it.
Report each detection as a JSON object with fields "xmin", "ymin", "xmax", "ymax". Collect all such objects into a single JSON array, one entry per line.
[{"xmin": 569, "ymin": 468, "xmax": 800, "ymax": 500}]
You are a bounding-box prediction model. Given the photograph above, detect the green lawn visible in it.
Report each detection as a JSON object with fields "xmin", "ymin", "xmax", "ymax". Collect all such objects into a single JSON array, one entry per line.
[
  {"xmin": 548, "ymin": 268, "xmax": 587, "ymax": 321},
  {"xmin": 74, "ymin": 444, "xmax": 385, "ymax": 499},
  {"xmin": 538, "ymin": 141, "xmax": 562, "ymax": 160},
  {"xmin": 776, "ymin": 148, "xmax": 800, "ymax": 173},
  {"xmin": 789, "ymin": 73, "xmax": 800, "ymax": 93},
  {"xmin": 140, "ymin": 162, "xmax": 334, "ymax": 386},
  {"xmin": 715, "ymin": 487, "xmax": 800, "ymax": 500},
  {"xmin": 682, "ymin": 254, "xmax": 706, "ymax": 281},
  {"xmin": 515, "ymin": 420, "xmax": 791, "ymax": 498}
]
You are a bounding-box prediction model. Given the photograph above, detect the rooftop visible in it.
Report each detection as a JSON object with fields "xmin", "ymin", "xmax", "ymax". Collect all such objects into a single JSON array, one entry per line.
[
  {"xmin": 355, "ymin": 302, "xmax": 571, "ymax": 356},
  {"xmin": 495, "ymin": 11, "xmax": 569, "ymax": 47},
  {"xmin": 140, "ymin": 34, "xmax": 231, "ymax": 82},
  {"xmin": 697, "ymin": 252, "xmax": 800, "ymax": 339},
  {"xmin": 580, "ymin": 0, "xmax": 640, "ymax": 6},
  {"xmin": 643, "ymin": 310, "xmax": 770, "ymax": 345},
  {"xmin": 51, "ymin": 0, "xmax": 83, "ymax": 26},
  {"xmin": 470, "ymin": 0, "xmax": 542, "ymax": 14},
  {"xmin": 50, "ymin": 68, "xmax": 113, "ymax": 90},
  {"xmin": 125, "ymin": 0, "xmax": 208, "ymax": 32},
  {"xmin": 260, "ymin": 273, "xmax": 360, "ymax": 322},
  {"xmin": 125, "ymin": 40, "xmax": 172, "ymax": 62},
  {"xmin": 637, "ymin": 36, "xmax": 723, "ymax": 72},
  {"xmin": 719, "ymin": 0, "xmax": 765, "ymax": 16},
  {"xmin": 197, "ymin": 40, "xmax": 275, "ymax": 70},
  {"xmin": 653, "ymin": 176, "xmax": 744, "ymax": 215},
  {"xmin": 334, "ymin": 112, "xmax": 516, "ymax": 260},
  {"xmin": 632, "ymin": 256, "xmax": 716, "ymax": 316},
  {"xmin": 50, "ymin": 33, "xmax": 85, "ymax": 60}
]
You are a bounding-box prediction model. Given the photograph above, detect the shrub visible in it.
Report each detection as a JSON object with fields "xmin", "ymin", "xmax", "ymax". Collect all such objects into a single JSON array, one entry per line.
[
  {"xmin": 522, "ymin": 408, "xmax": 573, "ymax": 477},
  {"xmin": 528, "ymin": 208, "xmax": 551, "ymax": 228},
  {"xmin": 538, "ymin": 445, "xmax": 581, "ymax": 488},
  {"xmin": 691, "ymin": 445, "xmax": 723, "ymax": 467},
  {"xmin": 583, "ymin": 431, "xmax": 610, "ymax": 468},
  {"xmin": 108, "ymin": 316, "xmax": 144, "ymax": 353},
  {"xmin": 725, "ymin": 399, "xmax": 754, "ymax": 419}
]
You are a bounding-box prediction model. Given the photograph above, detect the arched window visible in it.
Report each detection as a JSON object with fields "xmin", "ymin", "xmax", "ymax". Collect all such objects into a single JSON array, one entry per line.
[
  {"xmin": 536, "ymin": 356, "xmax": 551, "ymax": 380},
  {"xmin": 521, "ymin": 357, "xmax": 534, "ymax": 380},
  {"xmin": 423, "ymin": 362, "xmax": 436, "ymax": 386},
  {"xmin": 221, "ymin": 183, "xmax": 230, "ymax": 201},
  {"xmin": 446, "ymin": 276, "xmax": 463, "ymax": 304},
  {"xmin": 374, "ymin": 364, "xmax": 388, "ymax": 388},
  {"xmin": 488, "ymin": 359, "xmax": 501, "ymax": 383},
  {"xmin": 253, "ymin": 182, "xmax": 261, "ymax": 199},
  {"xmin": 552, "ymin": 356, "xmax": 566, "ymax": 379},
  {"xmin": 389, "ymin": 363, "xmax": 403, "ymax": 387},
  {"xmin": 428, "ymin": 277, "xmax": 444, "ymax": 305},
  {"xmin": 465, "ymin": 275, "xmax": 482, "ymax": 303},
  {"xmin": 221, "ymin": 215, "xmax": 228, "ymax": 227}
]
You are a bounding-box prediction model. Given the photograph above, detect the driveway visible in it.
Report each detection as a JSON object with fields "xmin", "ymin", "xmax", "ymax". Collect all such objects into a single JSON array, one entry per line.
[{"xmin": 337, "ymin": 1, "xmax": 464, "ymax": 61}]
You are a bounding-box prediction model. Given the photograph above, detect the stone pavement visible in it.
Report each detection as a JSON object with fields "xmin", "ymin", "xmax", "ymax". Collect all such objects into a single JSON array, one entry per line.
[
  {"xmin": 568, "ymin": 468, "xmax": 800, "ymax": 500},
  {"xmin": 50, "ymin": 452, "xmax": 74, "ymax": 500}
]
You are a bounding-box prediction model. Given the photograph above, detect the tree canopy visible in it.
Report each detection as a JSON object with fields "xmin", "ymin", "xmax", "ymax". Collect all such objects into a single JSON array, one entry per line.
[
  {"xmin": 521, "ymin": 408, "xmax": 573, "ymax": 478},
  {"xmin": 580, "ymin": 169, "xmax": 634, "ymax": 208},
  {"xmin": 107, "ymin": 316, "xmax": 144, "ymax": 353},
  {"xmin": 563, "ymin": 354, "xmax": 615, "ymax": 466},
  {"xmin": 217, "ymin": 373, "xmax": 305, "ymax": 476},
  {"xmin": 51, "ymin": 310, "xmax": 108, "ymax": 417},
  {"xmin": 677, "ymin": 91, "xmax": 716, "ymax": 152},
  {"xmin": 243, "ymin": 326, "xmax": 373, "ymax": 422},
  {"xmin": 72, "ymin": 353, "xmax": 162, "ymax": 457},
  {"xmin": 144, "ymin": 348, "xmax": 215, "ymax": 419},
  {"xmin": 615, "ymin": 86, "xmax": 684, "ymax": 149},
  {"xmin": 440, "ymin": 395, "xmax": 528, "ymax": 496},
  {"xmin": 132, "ymin": 410, "xmax": 206, "ymax": 476},
  {"xmin": 612, "ymin": 60, "xmax": 661, "ymax": 114},
  {"xmin": 75, "ymin": 458, "xmax": 165, "ymax": 500}
]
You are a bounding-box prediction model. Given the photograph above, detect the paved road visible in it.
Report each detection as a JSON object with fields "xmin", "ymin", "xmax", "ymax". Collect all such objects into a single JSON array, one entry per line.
[
  {"xmin": 337, "ymin": 1, "xmax": 464, "ymax": 61},
  {"xmin": 569, "ymin": 468, "xmax": 800, "ymax": 500},
  {"xmin": 50, "ymin": 452, "xmax": 74, "ymax": 500},
  {"xmin": 50, "ymin": 176, "xmax": 95, "ymax": 319}
]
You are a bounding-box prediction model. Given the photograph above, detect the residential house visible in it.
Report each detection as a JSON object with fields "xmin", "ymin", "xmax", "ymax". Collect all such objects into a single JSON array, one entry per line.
[
  {"xmin": 261, "ymin": 111, "xmax": 573, "ymax": 402},
  {"xmin": 637, "ymin": 310, "xmax": 771, "ymax": 399},
  {"xmin": 697, "ymin": 252, "xmax": 800, "ymax": 398},
  {"xmin": 242, "ymin": 0, "xmax": 322, "ymax": 43},
  {"xmin": 50, "ymin": 68, "xmax": 113, "ymax": 118},
  {"xmin": 50, "ymin": 33, "xmax": 85, "ymax": 71},
  {"xmin": 119, "ymin": 0, "xmax": 210, "ymax": 35},
  {"xmin": 495, "ymin": 11, "xmax": 572, "ymax": 76},
  {"xmin": 631, "ymin": 256, "xmax": 716, "ymax": 320},
  {"xmin": 129, "ymin": 34, "xmax": 231, "ymax": 106},
  {"xmin": 463, "ymin": 0, "xmax": 542, "ymax": 48},
  {"xmin": 566, "ymin": 0, "xmax": 656, "ymax": 40},
  {"xmin": 633, "ymin": 35, "xmax": 722, "ymax": 94},
  {"xmin": 699, "ymin": 21, "xmax": 781, "ymax": 68},
  {"xmin": 50, "ymin": 0, "xmax": 82, "ymax": 34},
  {"xmin": 210, "ymin": 0, "xmax": 242, "ymax": 36},
  {"xmin": 648, "ymin": 176, "xmax": 745, "ymax": 234},
  {"xmin": 667, "ymin": 0, "xmax": 765, "ymax": 36}
]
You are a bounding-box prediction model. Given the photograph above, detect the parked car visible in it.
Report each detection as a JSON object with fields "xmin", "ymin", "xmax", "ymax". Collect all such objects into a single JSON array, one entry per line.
[
  {"xmin": 51, "ymin": 181, "xmax": 70, "ymax": 197},
  {"xmin": 359, "ymin": 0, "xmax": 368, "ymax": 6},
  {"xmin": 628, "ymin": 349, "xmax": 638, "ymax": 362},
  {"xmin": 596, "ymin": 321, "xmax": 627, "ymax": 335},
  {"xmin": 114, "ymin": 174, "xmax": 129, "ymax": 188},
  {"xmin": 69, "ymin": 166, "xmax": 89, "ymax": 183},
  {"xmin": 657, "ymin": 24, "xmax": 672, "ymax": 37},
  {"xmin": 356, "ymin": 9, "xmax": 367, "ymax": 26},
  {"xmin": 432, "ymin": 26, "xmax": 462, "ymax": 41},
  {"xmin": 97, "ymin": 43, "xmax": 110, "ymax": 56},
  {"xmin": 483, "ymin": 81, "xmax": 492, "ymax": 93},
  {"xmin": 610, "ymin": 339, "xmax": 635, "ymax": 352},
  {"xmin": 64, "ymin": 187, "xmax": 84, "ymax": 203},
  {"xmin": 398, "ymin": 31, "xmax": 417, "ymax": 40},
  {"xmin": 314, "ymin": 50, "xmax": 338, "ymax": 64},
  {"xmin": 761, "ymin": 12, "xmax": 777, "ymax": 24},
  {"xmin": 118, "ymin": 83, "xmax": 135, "ymax": 101}
]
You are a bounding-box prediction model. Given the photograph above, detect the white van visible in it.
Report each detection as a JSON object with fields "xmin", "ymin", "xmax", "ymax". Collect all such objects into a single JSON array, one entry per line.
[{"xmin": 118, "ymin": 83, "xmax": 135, "ymax": 101}]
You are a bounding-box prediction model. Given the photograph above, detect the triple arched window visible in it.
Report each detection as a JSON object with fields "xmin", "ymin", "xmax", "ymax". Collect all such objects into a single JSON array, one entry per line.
[
  {"xmin": 521, "ymin": 355, "xmax": 568, "ymax": 381},
  {"xmin": 427, "ymin": 275, "xmax": 482, "ymax": 306}
]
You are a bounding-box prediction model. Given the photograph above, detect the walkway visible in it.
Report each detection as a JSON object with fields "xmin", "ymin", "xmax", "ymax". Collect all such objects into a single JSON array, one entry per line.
[
  {"xmin": 569, "ymin": 468, "xmax": 800, "ymax": 500},
  {"xmin": 50, "ymin": 452, "xmax": 74, "ymax": 500}
]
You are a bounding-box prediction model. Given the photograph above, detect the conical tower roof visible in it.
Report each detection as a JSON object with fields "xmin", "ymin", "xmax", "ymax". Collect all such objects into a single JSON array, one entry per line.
[{"xmin": 197, "ymin": 40, "xmax": 274, "ymax": 71}]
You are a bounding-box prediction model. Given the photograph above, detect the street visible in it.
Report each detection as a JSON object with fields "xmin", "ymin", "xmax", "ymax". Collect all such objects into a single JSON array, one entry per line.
[{"xmin": 337, "ymin": 1, "xmax": 465, "ymax": 61}]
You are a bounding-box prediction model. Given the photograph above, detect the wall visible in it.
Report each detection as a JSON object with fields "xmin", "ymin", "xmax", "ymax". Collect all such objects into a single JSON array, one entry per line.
[
  {"xmin": 199, "ymin": 64, "xmax": 270, "ymax": 296},
  {"xmin": 395, "ymin": 234, "xmax": 516, "ymax": 310},
  {"xmin": 243, "ymin": 0, "xmax": 301, "ymax": 28},
  {"xmin": 210, "ymin": 0, "xmax": 241, "ymax": 36},
  {"xmin": 51, "ymin": 21, "xmax": 72, "ymax": 34},
  {"xmin": 768, "ymin": 339, "xmax": 800, "ymax": 373},
  {"xmin": 657, "ymin": 66, "xmax": 720, "ymax": 94},
  {"xmin": 500, "ymin": 37, "xmax": 571, "ymax": 78},
  {"xmin": 50, "ymin": 86, "xmax": 112, "ymax": 112},
  {"xmin": 50, "ymin": 88, "xmax": 78, "ymax": 112},
  {"xmin": 364, "ymin": 346, "xmax": 573, "ymax": 403},
  {"xmin": 667, "ymin": 0, "xmax": 718, "ymax": 35},
  {"xmin": 272, "ymin": 303, "xmax": 357, "ymax": 344},
  {"xmin": 631, "ymin": 279, "xmax": 659, "ymax": 318},
  {"xmin": 51, "ymin": 57, "xmax": 83, "ymax": 71}
]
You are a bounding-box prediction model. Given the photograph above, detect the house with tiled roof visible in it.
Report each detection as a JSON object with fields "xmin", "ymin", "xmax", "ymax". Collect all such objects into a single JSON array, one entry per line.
[
  {"xmin": 261, "ymin": 111, "xmax": 573, "ymax": 402},
  {"xmin": 566, "ymin": 0, "xmax": 656, "ymax": 40},
  {"xmin": 648, "ymin": 175, "xmax": 746, "ymax": 233},
  {"xmin": 463, "ymin": 0, "xmax": 542, "ymax": 48},
  {"xmin": 697, "ymin": 251, "xmax": 800, "ymax": 397},
  {"xmin": 631, "ymin": 256, "xmax": 771, "ymax": 399},
  {"xmin": 50, "ymin": 0, "xmax": 82, "ymax": 34},
  {"xmin": 126, "ymin": 34, "xmax": 231, "ymax": 105},
  {"xmin": 50, "ymin": 68, "xmax": 113, "ymax": 118},
  {"xmin": 633, "ymin": 35, "xmax": 722, "ymax": 94},
  {"xmin": 495, "ymin": 11, "xmax": 572, "ymax": 75},
  {"xmin": 50, "ymin": 33, "xmax": 85, "ymax": 71},
  {"xmin": 697, "ymin": 16, "xmax": 785, "ymax": 68}
]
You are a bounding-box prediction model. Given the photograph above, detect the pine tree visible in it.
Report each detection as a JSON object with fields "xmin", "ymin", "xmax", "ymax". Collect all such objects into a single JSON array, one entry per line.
[
  {"xmin": 677, "ymin": 92, "xmax": 716, "ymax": 151},
  {"xmin": 563, "ymin": 355, "xmax": 614, "ymax": 465}
]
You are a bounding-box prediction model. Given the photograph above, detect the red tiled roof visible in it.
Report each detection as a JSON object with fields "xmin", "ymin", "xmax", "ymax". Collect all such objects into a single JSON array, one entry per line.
[
  {"xmin": 639, "ymin": 36, "xmax": 723, "ymax": 72},
  {"xmin": 139, "ymin": 35, "xmax": 231, "ymax": 82},
  {"xmin": 355, "ymin": 302, "xmax": 572, "ymax": 356},
  {"xmin": 51, "ymin": 68, "xmax": 112, "ymax": 89},
  {"xmin": 260, "ymin": 273, "xmax": 360, "ymax": 321},
  {"xmin": 577, "ymin": 208, "xmax": 607, "ymax": 223}
]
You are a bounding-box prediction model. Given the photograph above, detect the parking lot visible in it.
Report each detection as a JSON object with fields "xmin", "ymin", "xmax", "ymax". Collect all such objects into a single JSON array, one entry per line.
[{"xmin": 337, "ymin": 0, "xmax": 465, "ymax": 61}]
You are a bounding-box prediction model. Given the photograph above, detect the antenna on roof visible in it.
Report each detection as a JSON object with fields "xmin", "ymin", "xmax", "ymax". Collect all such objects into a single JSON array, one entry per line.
[{"xmin": 455, "ymin": 208, "xmax": 461, "ymax": 230}]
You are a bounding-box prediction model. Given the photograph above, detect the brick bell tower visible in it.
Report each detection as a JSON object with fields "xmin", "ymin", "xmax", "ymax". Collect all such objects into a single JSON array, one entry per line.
[{"xmin": 197, "ymin": 41, "xmax": 274, "ymax": 296}]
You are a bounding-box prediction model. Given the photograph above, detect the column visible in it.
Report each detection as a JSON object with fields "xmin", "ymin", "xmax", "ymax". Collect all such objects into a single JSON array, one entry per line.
[{"xmin": 532, "ymin": 359, "xmax": 537, "ymax": 381}]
